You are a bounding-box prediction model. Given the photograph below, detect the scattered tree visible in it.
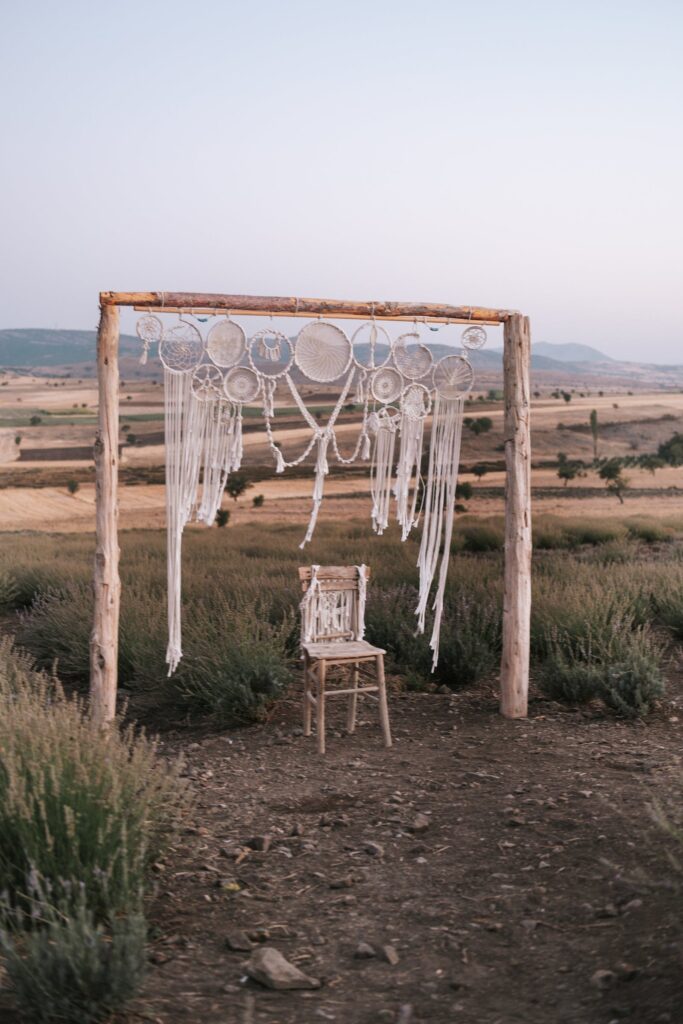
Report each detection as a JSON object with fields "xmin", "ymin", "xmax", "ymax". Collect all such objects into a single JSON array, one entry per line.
[
  {"xmin": 658, "ymin": 432, "xmax": 683, "ymax": 466},
  {"xmin": 557, "ymin": 452, "xmax": 584, "ymax": 486},
  {"xmin": 225, "ymin": 472, "xmax": 252, "ymax": 502},
  {"xmin": 638, "ymin": 454, "xmax": 665, "ymax": 475},
  {"xmin": 66, "ymin": 480, "xmax": 80, "ymax": 496},
  {"xmin": 126, "ymin": 433, "xmax": 137, "ymax": 445},
  {"xmin": 589, "ymin": 409, "xmax": 599, "ymax": 459},
  {"xmin": 215, "ymin": 508, "xmax": 230, "ymax": 527},
  {"xmin": 598, "ymin": 458, "xmax": 629, "ymax": 504},
  {"xmin": 561, "ymin": 391, "xmax": 572, "ymax": 404},
  {"xmin": 455, "ymin": 481, "xmax": 473, "ymax": 501},
  {"xmin": 252, "ymin": 494, "xmax": 265, "ymax": 508},
  {"xmin": 14, "ymin": 435, "xmax": 21, "ymax": 446},
  {"xmin": 471, "ymin": 463, "xmax": 489, "ymax": 479},
  {"xmin": 29, "ymin": 415, "xmax": 41, "ymax": 426}
]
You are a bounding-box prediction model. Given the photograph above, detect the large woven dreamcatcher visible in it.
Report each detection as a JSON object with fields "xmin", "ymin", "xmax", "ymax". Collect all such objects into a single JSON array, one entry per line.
[{"xmin": 137, "ymin": 310, "xmax": 485, "ymax": 674}]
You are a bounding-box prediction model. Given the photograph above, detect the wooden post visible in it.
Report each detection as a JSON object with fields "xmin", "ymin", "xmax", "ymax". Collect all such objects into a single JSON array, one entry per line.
[
  {"xmin": 500, "ymin": 314, "xmax": 532, "ymax": 718},
  {"xmin": 90, "ymin": 302, "xmax": 120, "ymax": 726}
]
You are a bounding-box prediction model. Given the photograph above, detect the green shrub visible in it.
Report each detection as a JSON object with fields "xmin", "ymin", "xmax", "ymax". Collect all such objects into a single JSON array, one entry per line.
[
  {"xmin": 457, "ymin": 522, "xmax": 504, "ymax": 552},
  {"xmin": 175, "ymin": 602, "xmax": 294, "ymax": 723},
  {"xmin": 0, "ymin": 881, "xmax": 146, "ymax": 1024},
  {"xmin": 437, "ymin": 590, "xmax": 502, "ymax": 686},
  {"xmin": 538, "ymin": 618, "xmax": 665, "ymax": 717},
  {"xmin": 0, "ymin": 638, "xmax": 188, "ymax": 919},
  {"xmin": 626, "ymin": 518, "xmax": 675, "ymax": 544}
]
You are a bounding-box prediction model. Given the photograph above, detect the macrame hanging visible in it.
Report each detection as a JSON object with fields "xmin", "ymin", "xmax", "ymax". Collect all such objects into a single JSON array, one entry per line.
[
  {"xmin": 138, "ymin": 309, "xmax": 485, "ymax": 675},
  {"xmin": 415, "ymin": 354, "xmax": 474, "ymax": 667}
]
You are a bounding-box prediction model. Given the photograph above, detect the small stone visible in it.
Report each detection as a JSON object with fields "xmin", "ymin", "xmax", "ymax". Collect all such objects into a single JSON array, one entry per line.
[
  {"xmin": 291, "ymin": 822, "xmax": 305, "ymax": 837},
  {"xmin": 224, "ymin": 930, "xmax": 253, "ymax": 952},
  {"xmin": 622, "ymin": 898, "xmax": 643, "ymax": 913},
  {"xmin": 244, "ymin": 946, "xmax": 321, "ymax": 990},
  {"xmin": 364, "ymin": 841, "xmax": 385, "ymax": 858},
  {"xmin": 214, "ymin": 877, "xmax": 241, "ymax": 893},
  {"xmin": 590, "ymin": 969, "xmax": 616, "ymax": 990},
  {"xmin": 330, "ymin": 874, "xmax": 355, "ymax": 890},
  {"xmin": 521, "ymin": 918, "xmax": 539, "ymax": 932},
  {"xmin": 616, "ymin": 962, "xmax": 639, "ymax": 981},
  {"xmin": 354, "ymin": 942, "xmax": 376, "ymax": 959},
  {"xmin": 410, "ymin": 813, "xmax": 430, "ymax": 833},
  {"xmin": 247, "ymin": 928, "xmax": 271, "ymax": 943},
  {"xmin": 246, "ymin": 835, "xmax": 272, "ymax": 853},
  {"xmin": 381, "ymin": 944, "xmax": 400, "ymax": 966}
]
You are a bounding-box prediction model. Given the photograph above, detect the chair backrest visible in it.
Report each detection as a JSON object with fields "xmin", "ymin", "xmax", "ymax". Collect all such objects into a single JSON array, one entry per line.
[{"xmin": 298, "ymin": 565, "xmax": 370, "ymax": 644}]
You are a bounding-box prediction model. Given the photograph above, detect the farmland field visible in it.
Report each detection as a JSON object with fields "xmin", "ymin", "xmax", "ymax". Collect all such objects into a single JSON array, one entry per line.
[{"xmin": 1, "ymin": 372, "xmax": 683, "ymax": 1022}]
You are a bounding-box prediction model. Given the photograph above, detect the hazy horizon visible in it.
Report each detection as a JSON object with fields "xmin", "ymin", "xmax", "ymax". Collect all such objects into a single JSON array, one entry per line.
[{"xmin": 1, "ymin": 1, "xmax": 681, "ymax": 363}]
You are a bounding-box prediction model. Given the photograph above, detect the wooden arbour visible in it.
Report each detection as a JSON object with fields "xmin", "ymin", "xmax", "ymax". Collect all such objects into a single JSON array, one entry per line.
[{"xmin": 90, "ymin": 292, "xmax": 531, "ymax": 726}]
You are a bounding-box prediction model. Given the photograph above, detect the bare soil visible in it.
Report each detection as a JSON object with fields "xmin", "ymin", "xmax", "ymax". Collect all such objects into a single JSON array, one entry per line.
[{"xmin": 132, "ymin": 685, "xmax": 683, "ymax": 1024}]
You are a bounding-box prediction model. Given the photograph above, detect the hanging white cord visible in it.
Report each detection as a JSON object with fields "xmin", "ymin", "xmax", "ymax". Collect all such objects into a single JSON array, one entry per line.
[
  {"xmin": 355, "ymin": 563, "xmax": 368, "ymax": 639},
  {"xmin": 415, "ymin": 394, "xmax": 465, "ymax": 668},
  {"xmin": 370, "ymin": 409, "xmax": 397, "ymax": 535},
  {"xmin": 395, "ymin": 411, "xmax": 425, "ymax": 540}
]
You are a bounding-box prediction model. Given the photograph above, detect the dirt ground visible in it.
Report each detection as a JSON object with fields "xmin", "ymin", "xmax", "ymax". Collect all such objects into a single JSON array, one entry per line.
[{"xmin": 123, "ymin": 683, "xmax": 683, "ymax": 1024}]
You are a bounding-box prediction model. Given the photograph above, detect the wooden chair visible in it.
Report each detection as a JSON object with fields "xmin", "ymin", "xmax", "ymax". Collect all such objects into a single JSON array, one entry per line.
[{"xmin": 298, "ymin": 565, "xmax": 392, "ymax": 754}]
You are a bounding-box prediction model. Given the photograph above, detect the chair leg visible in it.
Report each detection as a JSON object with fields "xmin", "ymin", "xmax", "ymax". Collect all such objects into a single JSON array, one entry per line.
[
  {"xmin": 347, "ymin": 661, "xmax": 359, "ymax": 734},
  {"xmin": 303, "ymin": 653, "xmax": 312, "ymax": 737},
  {"xmin": 376, "ymin": 654, "xmax": 392, "ymax": 748},
  {"xmin": 317, "ymin": 659, "xmax": 326, "ymax": 755}
]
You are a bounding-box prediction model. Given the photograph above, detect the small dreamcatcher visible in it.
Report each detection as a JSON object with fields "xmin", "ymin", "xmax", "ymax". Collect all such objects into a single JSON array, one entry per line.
[
  {"xmin": 400, "ymin": 382, "xmax": 432, "ymax": 420},
  {"xmin": 461, "ymin": 325, "xmax": 487, "ymax": 351},
  {"xmin": 433, "ymin": 354, "xmax": 474, "ymax": 399},
  {"xmin": 206, "ymin": 318, "xmax": 246, "ymax": 368},
  {"xmin": 392, "ymin": 330, "xmax": 433, "ymax": 381},
  {"xmin": 371, "ymin": 366, "xmax": 403, "ymax": 405},
  {"xmin": 159, "ymin": 320, "xmax": 205, "ymax": 374},
  {"xmin": 248, "ymin": 329, "xmax": 293, "ymax": 376},
  {"xmin": 351, "ymin": 321, "xmax": 391, "ymax": 371},
  {"xmin": 191, "ymin": 364, "xmax": 225, "ymax": 402},
  {"xmin": 224, "ymin": 366, "xmax": 261, "ymax": 404},
  {"xmin": 136, "ymin": 314, "xmax": 163, "ymax": 365},
  {"xmin": 295, "ymin": 321, "xmax": 352, "ymax": 382}
]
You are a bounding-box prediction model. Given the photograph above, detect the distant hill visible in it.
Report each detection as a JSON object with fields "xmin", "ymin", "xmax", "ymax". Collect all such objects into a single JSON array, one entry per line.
[
  {"xmin": 0, "ymin": 329, "xmax": 138, "ymax": 370},
  {"xmin": 1, "ymin": 328, "xmax": 681, "ymax": 387},
  {"xmin": 532, "ymin": 341, "xmax": 614, "ymax": 363}
]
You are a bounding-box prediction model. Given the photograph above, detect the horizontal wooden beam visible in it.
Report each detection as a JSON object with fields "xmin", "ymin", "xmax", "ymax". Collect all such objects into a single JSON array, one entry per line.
[
  {"xmin": 133, "ymin": 305, "xmax": 501, "ymax": 327},
  {"xmin": 102, "ymin": 291, "xmax": 516, "ymax": 324}
]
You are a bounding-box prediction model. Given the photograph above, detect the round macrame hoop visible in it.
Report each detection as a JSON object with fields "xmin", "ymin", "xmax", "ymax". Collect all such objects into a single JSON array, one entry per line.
[
  {"xmin": 159, "ymin": 321, "xmax": 205, "ymax": 374},
  {"xmin": 433, "ymin": 354, "xmax": 474, "ymax": 399},
  {"xmin": 461, "ymin": 325, "xmax": 487, "ymax": 351},
  {"xmin": 224, "ymin": 366, "xmax": 261, "ymax": 404},
  {"xmin": 371, "ymin": 366, "xmax": 403, "ymax": 405},
  {"xmin": 295, "ymin": 321, "xmax": 352, "ymax": 382},
  {"xmin": 136, "ymin": 314, "xmax": 163, "ymax": 344},
  {"xmin": 351, "ymin": 321, "xmax": 391, "ymax": 371},
  {"xmin": 248, "ymin": 329, "xmax": 294, "ymax": 378},
  {"xmin": 400, "ymin": 382, "xmax": 432, "ymax": 420},
  {"xmin": 392, "ymin": 331, "xmax": 433, "ymax": 380},
  {"xmin": 191, "ymin": 364, "xmax": 225, "ymax": 402},
  {"xmin": 206, "ymin": 318, "xmax": 247, "ymax": 368}
]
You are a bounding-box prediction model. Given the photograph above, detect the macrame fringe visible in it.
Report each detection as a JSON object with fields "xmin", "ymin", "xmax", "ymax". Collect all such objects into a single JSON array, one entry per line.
[
  {"xmin": 300, "ymin": 563, "xmax": 368, "ymax": 643},
  {"xmin": 395, "ymin": 409, "xmax": 424, "ymax": 541},
  {"xmin": 415, "ymin": 394, "xmax": 464, "ymax": 669},
  {"xmin": 370, "ymin": 410, "xmax": 397, "ymax": 535}
]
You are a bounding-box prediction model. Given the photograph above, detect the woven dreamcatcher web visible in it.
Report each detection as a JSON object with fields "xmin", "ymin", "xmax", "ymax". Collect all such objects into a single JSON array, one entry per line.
[
  {"xmin": 137, "ymin": 310, "xmax": 486, "ymax": 676},
  {"xmin": 295, "ymin": 321, "xmax": 353, "ymax": 382}
]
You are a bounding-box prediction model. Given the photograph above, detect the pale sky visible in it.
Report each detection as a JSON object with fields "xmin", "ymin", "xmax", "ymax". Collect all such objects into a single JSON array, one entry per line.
[{"xmin": 1, "ymin": 1, "xmax": 681, "ymax": 362}]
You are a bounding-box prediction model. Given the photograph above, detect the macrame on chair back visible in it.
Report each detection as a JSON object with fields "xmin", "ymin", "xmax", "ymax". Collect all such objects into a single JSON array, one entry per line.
[{"xmin": 299, "ymin": 565, "xmax": 368, "ymax": 645}]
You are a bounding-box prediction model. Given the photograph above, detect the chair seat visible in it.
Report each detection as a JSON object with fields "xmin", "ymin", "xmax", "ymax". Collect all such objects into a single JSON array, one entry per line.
[{"xmin": 303, "ymin": 639, "xmax": 386, "ymax": 661}]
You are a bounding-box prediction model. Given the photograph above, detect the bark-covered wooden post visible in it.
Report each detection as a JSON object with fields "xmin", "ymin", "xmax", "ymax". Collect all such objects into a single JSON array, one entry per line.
[
  {"xmin": 500, "ymin": 313, "xmax": 532, "ymax": 718},
  {"xmin": 90, "ymin": 301, "xmax": 120, "ymax": 725}
]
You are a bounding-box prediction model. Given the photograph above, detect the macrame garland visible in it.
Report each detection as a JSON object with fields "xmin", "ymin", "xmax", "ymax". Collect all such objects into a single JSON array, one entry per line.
[
  {"xmin": 415, "ymin": 394, "xmax": 465, "ymax": 668},
  {"xmin": 369, "ymin": 409, "xmax": 397, "ymax": 535},
  {"xmin": 284, "ymin": 368, "xmax": 356, "ymax": 548}
]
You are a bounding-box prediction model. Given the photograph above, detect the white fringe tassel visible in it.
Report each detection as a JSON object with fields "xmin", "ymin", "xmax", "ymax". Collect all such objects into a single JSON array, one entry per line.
[
  {"xmin": 415, "ymin": 394, "xmax": 465, "ymax": 669},
  {"xmin": 395, "ymin": 411, "xmax": 424, "ymax": 541},
  {"xmin": 370, "ymin": 411, "xmax": 397, "ymax": 535}
]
